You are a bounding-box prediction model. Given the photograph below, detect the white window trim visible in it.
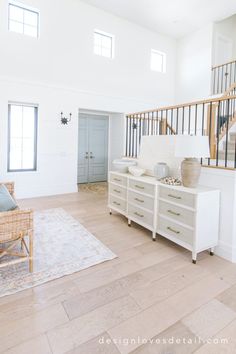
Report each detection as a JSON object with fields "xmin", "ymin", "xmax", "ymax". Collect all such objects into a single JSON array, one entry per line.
[
  {"xmin": 150, "ymin": 49, "xmax": 166, "ymax": 73},
  {"xmin": 8, "ymin": 0, "xmax": 40, "ymax": 38},
  {"xmin": 94, "ymin": 29, "xmax": 115, "ymax": 59},
  {"xmin": 8, "ymin": 101, "xmax": 38, "ymax": 172}
]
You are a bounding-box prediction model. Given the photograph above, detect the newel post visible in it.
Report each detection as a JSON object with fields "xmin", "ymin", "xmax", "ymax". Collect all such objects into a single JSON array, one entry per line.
[{"xmin": 207, "ymin": 103, "xmax": 217, "ymax": 159}]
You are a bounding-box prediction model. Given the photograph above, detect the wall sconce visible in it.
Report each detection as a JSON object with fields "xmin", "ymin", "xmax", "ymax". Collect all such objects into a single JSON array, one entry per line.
[{"xmin": 61, "ymin": 112, "xmax": 72, "ymax": 125}]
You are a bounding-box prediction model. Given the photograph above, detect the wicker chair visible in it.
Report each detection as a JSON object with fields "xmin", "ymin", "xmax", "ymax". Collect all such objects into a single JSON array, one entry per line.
[{"xmin": 0, "ymin": 182, "xmax": 33, "ymax": 272}]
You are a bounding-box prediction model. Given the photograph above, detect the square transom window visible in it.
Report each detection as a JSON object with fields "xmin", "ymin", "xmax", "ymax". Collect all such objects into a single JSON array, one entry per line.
[
  {"xmin": 8, "ymin": 1, "xmax": 39, "ymax": 38},
  {"xmin": 94, "ymin": 30, "xmax": 114, "ymax": 59},
  {"xmin": 151, "ymin": 49, "xmax": 166, "ymax": 73}
]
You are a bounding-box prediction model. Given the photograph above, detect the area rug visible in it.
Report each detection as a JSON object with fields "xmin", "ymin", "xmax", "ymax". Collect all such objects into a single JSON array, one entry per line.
[
  {"xmin": 0, "ymin": 208, "xmax": 116, "ymax": 298},
  {"xmin": 79, "ymin": 182, "xmax": 107, "ymax": 195}
]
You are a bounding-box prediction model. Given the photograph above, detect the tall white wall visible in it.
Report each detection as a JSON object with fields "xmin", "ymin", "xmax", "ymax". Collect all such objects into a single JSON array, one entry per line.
[
  {"xmin": 0, "ymin": 0, "xmax": 177, "ymax": 198},
  {"xmin": 199, "ymin": 167, "xmax": 236, "ymax": 263},
  {"xmin": 175, "ymin": 24, "xmax": 213, "ymax": 103},
  {"xmin": 212, "ymin": 15, "xmax": 236, "ymax": 66}
]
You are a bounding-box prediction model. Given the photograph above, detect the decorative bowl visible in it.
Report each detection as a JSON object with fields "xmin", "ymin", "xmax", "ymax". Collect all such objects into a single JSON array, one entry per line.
[{"xmin": 128, "ymin": 166, "xmax": 146, "ymax": 177}]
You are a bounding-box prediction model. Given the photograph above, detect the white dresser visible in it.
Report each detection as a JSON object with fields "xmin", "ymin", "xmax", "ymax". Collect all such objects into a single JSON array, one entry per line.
[{"xmin": 108, "ymin": 171, "xmax": 220, "ymax": 263}]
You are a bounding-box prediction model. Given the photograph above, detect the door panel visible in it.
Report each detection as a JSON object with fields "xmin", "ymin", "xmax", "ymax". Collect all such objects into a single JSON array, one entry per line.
[
  {"xmin": 78, "ymin": 114, "xmax": 108, "ymax": 183},
  {"xmin": 78, "ymin": 116, "xmax": 89, "ymax": 183},
  {"xmin": 88, "ymin": 117, "xmax": 108, "ymax": 183}
]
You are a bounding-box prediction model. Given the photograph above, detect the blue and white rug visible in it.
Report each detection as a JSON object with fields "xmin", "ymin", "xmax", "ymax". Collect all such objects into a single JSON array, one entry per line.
[{"xmin": 0, "ymin": 208, "xmax": 116, "ymax": 297}]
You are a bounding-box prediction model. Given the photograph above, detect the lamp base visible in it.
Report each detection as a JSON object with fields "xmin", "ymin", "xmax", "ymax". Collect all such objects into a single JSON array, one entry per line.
[{"xmin": 181, "ymin": 158, "xmax": 201, "ymax": 188}]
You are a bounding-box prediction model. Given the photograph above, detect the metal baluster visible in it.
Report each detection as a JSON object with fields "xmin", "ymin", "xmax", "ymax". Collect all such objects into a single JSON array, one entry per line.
[
  {"xmin": 225, "ymin": 64, "xmax": 228, "ymax": 92},
  {"xmin": 166, "ymin": 109, "xmax": 168, "ymax": 134},
  {"xmin": 188, "ymin": 105, "xmax": 191, "ymax": 134},
  {"xmin": 176, "ymin": 108, "xmax": 179, "ymax": 133},
  {"xmin": 221, "ymin": 66, "xmax": 224, "ymax": 93},
  {"xmin": 129, "ymin": 115, "xmax": 132, "ymax": 157},
  {"xmin": 194, "ymin": 104, "xmax": 197, "ymax": 135},
  {"xmin": 151, "ymin": 111, "xmax": 154, "ymax": 135},
  {"xmin": 171, "ymin": 108, "xmax": 173, "ymax": 133}
]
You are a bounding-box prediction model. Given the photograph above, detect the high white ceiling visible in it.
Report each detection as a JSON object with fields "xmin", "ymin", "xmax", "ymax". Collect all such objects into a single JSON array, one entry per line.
[{"xmin": 80, "ymin": 0, "xmax": 236, "ymax": 38}]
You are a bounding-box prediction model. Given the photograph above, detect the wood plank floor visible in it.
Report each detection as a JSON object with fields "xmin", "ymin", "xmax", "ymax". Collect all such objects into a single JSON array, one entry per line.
[{"xmin": 1, "ymin": 186, "xmax": 236, "ymax": 354}]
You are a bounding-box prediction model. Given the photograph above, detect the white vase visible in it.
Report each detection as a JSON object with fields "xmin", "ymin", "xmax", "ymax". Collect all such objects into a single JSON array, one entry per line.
[{"xmin": 154, "ymin": 162, "xmax": 169, "ymax": 180}]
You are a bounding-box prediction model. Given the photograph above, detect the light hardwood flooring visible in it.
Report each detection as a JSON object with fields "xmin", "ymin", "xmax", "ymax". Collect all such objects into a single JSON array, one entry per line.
[{"xmin": 1, "ymin": 187, "xmax": 236, "ymax": 354}]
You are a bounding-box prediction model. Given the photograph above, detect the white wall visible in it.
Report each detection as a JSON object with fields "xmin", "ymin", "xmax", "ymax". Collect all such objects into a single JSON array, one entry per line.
[
  {"xmin": 0, "ymin": 0, "xmax": 177, "ymax": 105},
  {"xmin": 0, "ymin": 0, "xmax": 177, "ymax": 198},
  {"xmin": 212, "ymin": 15, "xmax": 236, "ymax": 66},
  {"xmin": 199, "ymin": 167, "xmax": 236, "ymax": 263},
  {"xmin": 176, "ymin": 24, "xmax": 213, "ymax": 103}
]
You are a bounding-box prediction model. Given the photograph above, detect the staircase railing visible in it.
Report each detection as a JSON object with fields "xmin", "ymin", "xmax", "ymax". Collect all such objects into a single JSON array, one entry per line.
[
  {"xmin": 212, "ymin": 59, "xmax": 236, "ymax": 95},
  {"xmin": 125, "ymin": 95, "xmax": 236, "ymax": 169}
]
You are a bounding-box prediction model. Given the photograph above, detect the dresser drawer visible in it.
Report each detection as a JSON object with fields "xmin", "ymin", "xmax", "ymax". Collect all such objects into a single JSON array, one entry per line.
[
  {"xmin": 110, "ymin": 173, "xmax": 127, "ymax": 187},
  {"xmin": 128, "ymin": 190, "xmax": 154, "ymax": 211},
  {"xmin": 159, "ymin": 200, "xmax": 195, "ymax": 227},
  {"xmin": 109, "ymin": 195, "xmax": 126, "ymax": 212},
  {"xmin": 109, "ymin": 183, "xmax": 127, "ymax": 199},
  {"xmin": 158, "ymin": 216, "xmax": 194, "ymax": 246},
  {"xmin": 129, "ymin": 179, "xmax": 155, "ymax": 196},
  {"xmin": 128, "ymin": 204, "xmax": 154, "ymax": 227},
  {"xmin": 159, "ymin": 186, "xmax": 195, "ymax": 209}
]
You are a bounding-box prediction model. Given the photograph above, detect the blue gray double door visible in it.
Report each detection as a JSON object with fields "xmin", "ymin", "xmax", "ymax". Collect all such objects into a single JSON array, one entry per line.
[{"xmin": 78, "ymin": 114, "xmax": 109, "ymax": 183}]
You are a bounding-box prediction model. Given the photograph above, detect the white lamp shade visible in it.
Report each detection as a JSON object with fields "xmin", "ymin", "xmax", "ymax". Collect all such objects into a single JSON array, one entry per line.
[{"xmin": 175, "ymin": 135, "xmax": 210, "ymax": 158}]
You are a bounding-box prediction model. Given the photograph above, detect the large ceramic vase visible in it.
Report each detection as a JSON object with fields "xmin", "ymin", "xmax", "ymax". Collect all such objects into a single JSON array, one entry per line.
[{"xmin": 181, "ymin": 158, "xmax": 201, "ymax": 188}]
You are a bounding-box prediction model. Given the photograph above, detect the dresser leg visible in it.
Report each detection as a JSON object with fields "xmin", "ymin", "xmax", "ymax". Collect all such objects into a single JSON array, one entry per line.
[
  {"xmin": 128, "ymin": 219, "xmax": 131, "ymax": 227},
  {"xmin": 109, "ymin": 209, "xmax": 112, "ymax": 215},
  {"xmin": 210, "ymin": 247, "xmax": 214, "ymax": 256},
  {"xmin": 152, "ymin": 232, "xmax": 156, "ymax": 241},
  {"xmin": 192, "ymin": 252, "xmax": 197, "ymax": 264}
]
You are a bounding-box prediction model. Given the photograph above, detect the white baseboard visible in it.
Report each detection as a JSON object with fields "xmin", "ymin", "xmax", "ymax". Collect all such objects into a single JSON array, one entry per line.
[
  {"xmin": 16, "ymin": 184, "xmax": 78, "ymax": 199},
  {"xmin": 215, "ymin": 240, "xmax": 236, "ymax": 263}
]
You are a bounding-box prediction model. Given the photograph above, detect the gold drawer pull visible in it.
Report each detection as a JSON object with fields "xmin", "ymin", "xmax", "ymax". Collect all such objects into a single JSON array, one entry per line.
[
  {"xmin": 114, "ymin": 178, "xmax": 121, "ymax": 182},
  {"xmin": 167, "ymin": 226, "xmax": 180, "ymax": 234},
  {"xmin": 134, "ymin": 211, "xmax": 144, "ymax": 218},
  {"xmin": 135, "ymin": 184, "xmax": 144, "ymax": 190},
  {"xmin": 113, "ymin": 201, "xmax": 120, "ymax": 206},
  {"xmin": 168, "ymin": 194, "xmax": 181, "ymax": 200},
  {"xmin": 114, "ymin": 189, "xmax": 121, "ymax": 193},
  {"xmin": 167, "ymin": 209, "xmax": 180, "ymax": 216},
  {"xmin": 134, "ymin": 197, "xmax": 144, "ymax": 203}
]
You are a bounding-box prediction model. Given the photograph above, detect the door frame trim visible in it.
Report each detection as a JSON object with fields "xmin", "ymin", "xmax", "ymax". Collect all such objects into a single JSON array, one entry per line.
[{"xmin": 78, "ymin": 110, "xmax": 110, "ymax": 184}]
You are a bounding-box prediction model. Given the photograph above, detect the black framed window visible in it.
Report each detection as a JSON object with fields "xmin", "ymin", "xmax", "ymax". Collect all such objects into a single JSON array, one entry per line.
[{"xmin": 8, "ymin": 103, "xmax": 38, "ymax": 172}]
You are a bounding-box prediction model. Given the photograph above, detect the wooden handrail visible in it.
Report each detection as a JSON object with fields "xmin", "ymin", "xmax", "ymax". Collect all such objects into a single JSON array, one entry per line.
[
  {"xmin": 127, "ymin": 95, "xmax": 236, "ymax": 117},
  {"xmin": 212, "ymin": 59, "xmax": 236, "ymax": 70}
]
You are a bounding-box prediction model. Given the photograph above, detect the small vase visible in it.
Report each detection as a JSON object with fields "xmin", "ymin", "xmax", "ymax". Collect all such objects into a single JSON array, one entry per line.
[{"xmin": 154, "ymin": 163, "xmax": 169, "ymax": 180}]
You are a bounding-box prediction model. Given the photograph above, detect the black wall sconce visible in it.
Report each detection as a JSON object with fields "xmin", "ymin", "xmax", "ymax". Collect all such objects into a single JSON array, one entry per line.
[{"xmin": 61, "ymin": 112, "xmax": 72, "ymax": 125}]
